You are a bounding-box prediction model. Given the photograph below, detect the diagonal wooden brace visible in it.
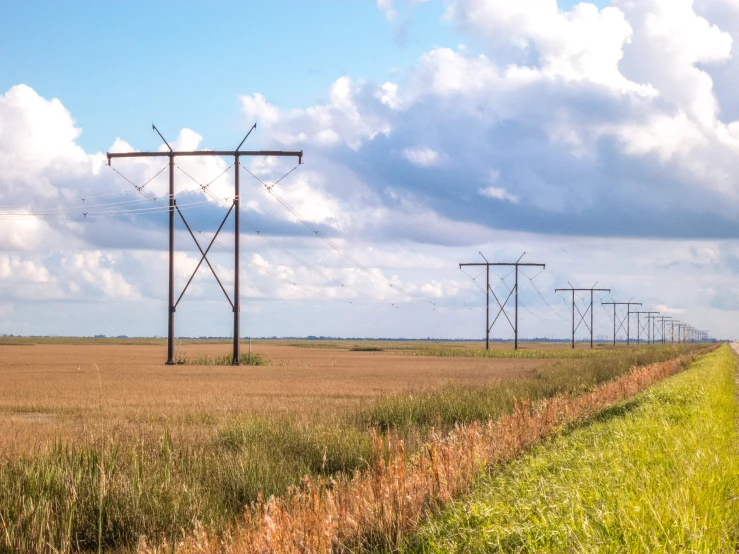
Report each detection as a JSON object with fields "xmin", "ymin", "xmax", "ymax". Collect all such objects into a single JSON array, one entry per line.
[{"xmin": 175, "ymin": 201, "xmax": 234, "ymax": 309}]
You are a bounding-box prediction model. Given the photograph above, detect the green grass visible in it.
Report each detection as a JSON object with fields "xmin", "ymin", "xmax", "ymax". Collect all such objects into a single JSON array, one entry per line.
[
  {"xmin": 366, "ymin": 345, "xmax": 701, "ymax": 430},
  {"xmin": 350, "ymin": 346, "xmax": 385, "ymax": 352},
  {"xmin": 402, "ymin": 344, "xmax": 694, "ymax": 359},
  {"xmin": 175, "ymin": 352, "xmax": 271, "ymax": 365},
  {"xmin": 400, "ymin": 344, "xmax": 739, "ymax": 553},
  {"xmin": 0, "ymin": 344, "xmax": 710, "ymax": 553}
]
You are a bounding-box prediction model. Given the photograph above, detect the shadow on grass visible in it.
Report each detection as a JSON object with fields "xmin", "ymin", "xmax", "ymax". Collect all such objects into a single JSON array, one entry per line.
[{"xmin": 566, "ymin": 398, "xmax": 644, "ymax": 433}]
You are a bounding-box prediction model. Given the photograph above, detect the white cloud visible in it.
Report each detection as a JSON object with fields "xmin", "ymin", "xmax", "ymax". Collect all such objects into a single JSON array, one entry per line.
[
  {"xmin": 654, "ymin": 304, "xmax": 685, "ymax": 314},
  {"xmin": 240, "ymin": 77, "xmax": 392, "ymax": 151},
  {"xmin": 0, "ymin": 256, "xmax": 51, "ymax": 282},
  {"xmin": 376, "ymin": 82, "xmax": 402, "ymax": 110},
  {"xmin": 402, "ymin": 147, "xmax": 440, "ymax": 166},
  {"xmin": 478, "ymin": 186, "xmax": 518, "ymax": 203},
  {"xmin": 445, "ymin": 0, "xmax": 655, "ymax": 94},
  {"xmin": 60, "ymin": 251, "xmax": 140, "ymax": 300},
  {"xmin": 378, "ymin": 0, "xmax": 396, "ymax": 21}
]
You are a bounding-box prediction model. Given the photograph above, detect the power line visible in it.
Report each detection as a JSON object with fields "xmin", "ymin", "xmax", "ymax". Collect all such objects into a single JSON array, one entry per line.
[
  {"xmin": 176, "ymin": 164, "xmax": 401, "ymax": 308},
  {"xmin": 242, "ymin": 162, "xmax": 419, "ymax": 300}
]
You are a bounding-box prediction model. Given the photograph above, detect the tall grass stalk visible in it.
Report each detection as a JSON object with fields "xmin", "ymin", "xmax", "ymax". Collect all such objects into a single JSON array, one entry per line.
[{"xmin": 95, "ymin": 364, "xmax": 104, "ymax": 554}]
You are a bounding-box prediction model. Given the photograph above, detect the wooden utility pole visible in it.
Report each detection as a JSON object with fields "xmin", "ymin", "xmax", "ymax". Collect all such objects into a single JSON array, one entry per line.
[
  {"xmin": 459, "ymin": 252, "xmax": 545, "ymax": 350},
  {"xmin": 108, "ymin": 124, "xmax": 302, "ymax": 365},
  {"xmin": 632, "ymin": 311, "xmax": 659, "ymax": 344},
  {"xmin": 554, "ymin": 283, "xmax": 610, "ymax": 348},
  {"xmin": 601, "ymin": 301, "xmax": 642, "ymax": 345}
]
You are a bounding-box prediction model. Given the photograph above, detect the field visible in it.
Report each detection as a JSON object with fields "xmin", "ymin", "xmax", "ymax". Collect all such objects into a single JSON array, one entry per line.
[
  {"xmin": 0, "ymin": 338, "xmax": 710, "ymax": 553},
  {"xmin": 0, "ymin": 339, "xmax": 543, "ymax": 455}
]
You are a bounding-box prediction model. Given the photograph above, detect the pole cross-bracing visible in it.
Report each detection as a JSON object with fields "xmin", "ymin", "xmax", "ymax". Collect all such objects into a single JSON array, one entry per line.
[
  {"xmin": 601, "ymin": 301, "xmax": 642, "ymax": 345},
  {"xmin": 554, "ymin": 283, "xmax": 610, "ymax": 349},
  {"xmin": 646, "ymin": 312, "xmax": 662, "ymax": 344},
  {"xmin": 459, "ymin": 252, "xmax": 545, "ymax": 350},
  {"xmin": 107, "ymin": 124, "xmax": 303, "ymax": 365},
  {"xmin": 632, "ymin": 311, "xmax": 659, "ymax": 345}
]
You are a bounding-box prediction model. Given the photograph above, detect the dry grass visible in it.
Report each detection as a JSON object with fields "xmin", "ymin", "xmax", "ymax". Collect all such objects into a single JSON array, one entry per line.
[{"xmin": 139, "ymin": 347, "xmax": 709, "ymax": 554}]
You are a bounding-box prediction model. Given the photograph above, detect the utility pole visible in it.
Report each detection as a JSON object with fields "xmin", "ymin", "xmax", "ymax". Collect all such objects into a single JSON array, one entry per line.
[
  {"xmin": 601, "ymin": 301, "xmax": 642, "ymax": 345},
  {"xmin": 632, "ymin": 311, "xmax": 659, "ymax": 345},
  {"xmin": 649, "ymin": 313, "xmax": 671, "ymax": 344},
  {"xmin": 646, "ymin": 312, "xmax": 657, "ymax": 344},
  {"xmin": 459, "ymin": 252, "xmax": 545, "ymax": 350},
  {"xmin": 108, "ymin": 124, "xmax": 303, "ymax": 365},
  {"xmin": 654, "ymin": 316, "xmax": 672, "ymax": 344},
  {"xmin": 554, "ymin": 283, "xmax": 610, "ymax": 348}
]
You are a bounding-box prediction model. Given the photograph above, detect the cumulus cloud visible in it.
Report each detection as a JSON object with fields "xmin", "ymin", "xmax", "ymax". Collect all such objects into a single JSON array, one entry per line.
[
  {"xmin": 402, "ymin": 147, "xmax": 440, "ymax": 166},
  {"xmin": 60, "ymin": 251, "xmax": 140, "ymax": 300},
  {"xmin": 478, "ymin": 186, "xmax": 518, "ymax": 203},
  {"xmin": 240, "ymin": 77, "xmax": 392, "ymax": 150},
  {"xmin": 232, "ymin": 1, "xmax": 739, "ymax": 242},
  {"xmin": 654, "ymin": 304, "xmax": 685, "ymax": 314}
]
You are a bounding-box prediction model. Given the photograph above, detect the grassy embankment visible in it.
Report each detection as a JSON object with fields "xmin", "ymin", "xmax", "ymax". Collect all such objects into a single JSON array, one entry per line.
[
  {"xmin": 401, "ymin": 344, "xmax": 739, "ymax": 553},
  {"xmin": 0, "ymin": 344, "xmax": 707, "ymax": 553}
]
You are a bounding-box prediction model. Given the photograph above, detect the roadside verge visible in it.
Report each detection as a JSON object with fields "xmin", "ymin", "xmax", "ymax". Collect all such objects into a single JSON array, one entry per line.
[{"xmin": 401, "ymin": 344, "xmax": 739, "ymax": 552}]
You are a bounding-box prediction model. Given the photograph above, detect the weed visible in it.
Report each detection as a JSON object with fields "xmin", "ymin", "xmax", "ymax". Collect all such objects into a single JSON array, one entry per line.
[{"xmin": 175, "ymin": 352, "xmax": 271, "ymax": 366}]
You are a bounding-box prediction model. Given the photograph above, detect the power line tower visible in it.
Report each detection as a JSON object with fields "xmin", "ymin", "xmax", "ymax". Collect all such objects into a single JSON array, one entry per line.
[
  {"xmin": 632, "ymin": 311, "xmax": 659, "ymax": 344},
  {"xmin": 678, "ymin": 323, "xmax": 688, "ymax": 343},
  {"xmin": 554, "ymin": 283, "xmax": 610, "ymax": 348},
  {"xmin": 646, "ymin": 312, "xmax": 662, "ymax": 344},
  {"xmin": 459, "ymin": 252, "xmax": 545, "ymax": 350},
  {"xmin": 654, "ymin": 316, "xmax": 672, "ymax": 344},
  {"xmin": 601, "ymin": 301, "xmax": 642, "ymax": 345},
  {"xmin": 107, "ymin": 124, "xmax": 303, "ymax": 365}
]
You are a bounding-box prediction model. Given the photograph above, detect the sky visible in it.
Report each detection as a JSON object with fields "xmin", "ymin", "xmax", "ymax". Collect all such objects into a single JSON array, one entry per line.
[{"xmin": 0, "ymin": 0, "xmax": 737, "ymax": 341}]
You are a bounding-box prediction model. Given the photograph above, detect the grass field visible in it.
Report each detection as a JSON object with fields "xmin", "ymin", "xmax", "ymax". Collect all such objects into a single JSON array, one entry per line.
[
  {"xmin": 400, "ymin": 344, "xmax": 739, "ymax": 553},
  {"xmin": 0, "ymin": 339, "xmax": 709, "ymax": 553}
]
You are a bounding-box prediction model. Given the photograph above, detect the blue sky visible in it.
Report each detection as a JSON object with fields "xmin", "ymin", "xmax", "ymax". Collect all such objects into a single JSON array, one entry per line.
[
  {"xmin": 1, "ymin": 0, "xmax": 605, "ymax": 151},
  {"xmin": 1, "ymin": 1, "xmax": 455, "ymax": 151},
  {"xmin": 0, "ymin": 0, "xmax": 737, "ymax": 340}
]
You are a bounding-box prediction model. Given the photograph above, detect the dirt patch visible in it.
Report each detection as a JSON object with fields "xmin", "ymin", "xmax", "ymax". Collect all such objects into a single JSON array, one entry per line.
[{"xmin": 2, "ymin": 412, "xmax": 55, "ymax": 423}]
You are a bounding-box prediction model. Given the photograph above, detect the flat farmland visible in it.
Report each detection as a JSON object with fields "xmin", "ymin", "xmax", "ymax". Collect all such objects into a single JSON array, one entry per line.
[
  {"xmin": 0, "ymin": 338, "xmax": 706, "ymax": 553},
  {"xmin": 0, "ymin": 339, "xmax": 539, "ymax": 456}
]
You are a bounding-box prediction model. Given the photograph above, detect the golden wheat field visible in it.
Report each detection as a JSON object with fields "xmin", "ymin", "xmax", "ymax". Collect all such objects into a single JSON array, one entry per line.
[{"xmin": 0, "ymin": 338, "xmax": 539, "ymax": 456}]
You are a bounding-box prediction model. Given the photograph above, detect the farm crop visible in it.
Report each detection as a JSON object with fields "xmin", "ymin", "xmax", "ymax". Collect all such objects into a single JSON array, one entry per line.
[{"xmin": 0, "ymin": 339, "xmax": 708, "ymax": 553}]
